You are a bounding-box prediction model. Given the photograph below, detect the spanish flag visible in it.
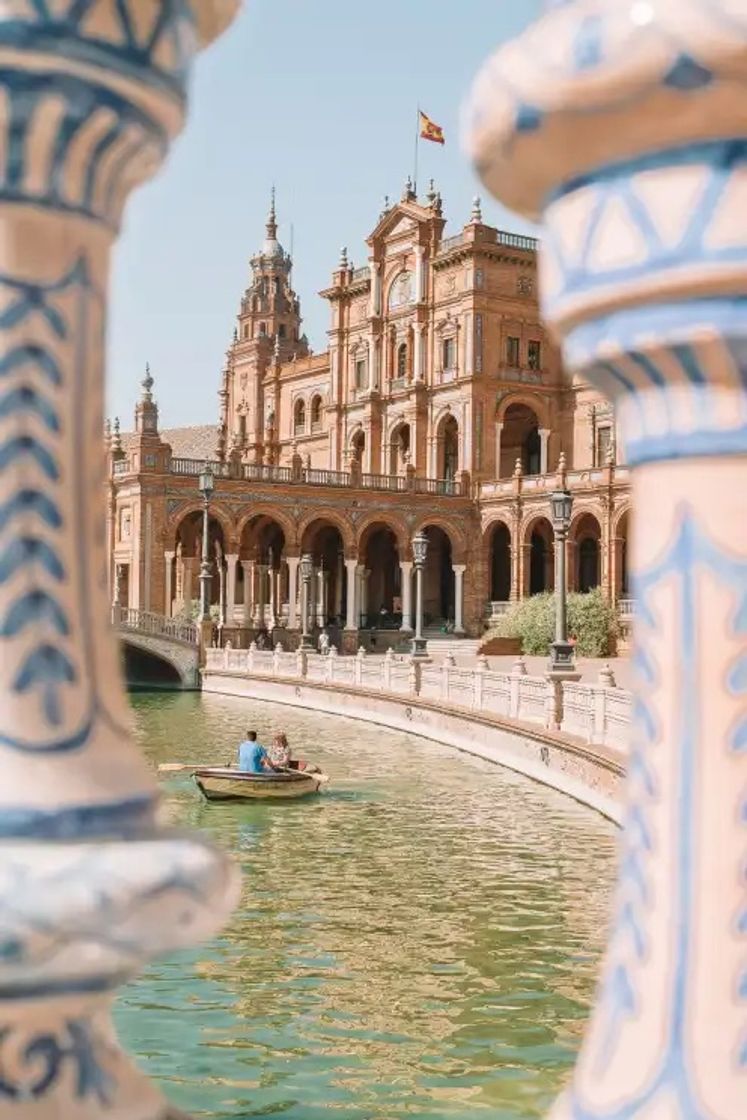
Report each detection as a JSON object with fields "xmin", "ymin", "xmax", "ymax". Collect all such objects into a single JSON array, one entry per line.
[{"xmin": 419, "ymin": 110, "xmax": 445, "ymax": 145}]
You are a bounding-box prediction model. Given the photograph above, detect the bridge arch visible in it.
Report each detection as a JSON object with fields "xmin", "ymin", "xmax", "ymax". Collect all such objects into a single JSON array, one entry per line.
[{"xmin": 119, "ymin": 633, "xmax": 199, "ymax": 690}]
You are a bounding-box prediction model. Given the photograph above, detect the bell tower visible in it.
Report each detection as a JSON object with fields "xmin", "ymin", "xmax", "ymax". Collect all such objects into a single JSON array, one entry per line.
[{"xmin": 229, "ymin": 190, "xmax": 309, "ymax": 463}]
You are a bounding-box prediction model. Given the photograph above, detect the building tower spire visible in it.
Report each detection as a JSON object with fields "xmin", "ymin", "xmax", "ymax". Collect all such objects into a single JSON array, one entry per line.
[
  {"xmin": 266, "ymin": 185, "xmax": 277, "ymax": 241},
  {"xmin": 134, "ymin": 361, "xmax": 158, "ymax": 434}
]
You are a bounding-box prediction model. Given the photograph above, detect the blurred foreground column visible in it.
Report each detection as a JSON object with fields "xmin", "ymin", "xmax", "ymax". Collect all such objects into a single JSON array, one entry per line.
[
  {"xmin": 0, "ymin": 0, "xmax": 240, "ymax": 1116},
  {"xmin": 467, "ymin": 3, "xmax": 747, "ymax": 1119}
]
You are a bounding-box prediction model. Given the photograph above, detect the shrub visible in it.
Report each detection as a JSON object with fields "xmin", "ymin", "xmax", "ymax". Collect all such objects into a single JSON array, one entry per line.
[{"xmin": 496, "ymin": 589, "xmax": 617, "ymax": 657}]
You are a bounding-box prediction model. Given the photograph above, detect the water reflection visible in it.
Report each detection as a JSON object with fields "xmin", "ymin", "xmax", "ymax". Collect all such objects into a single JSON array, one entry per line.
[{"xmin": 116, "ymin": 692, "xmax": 616, "ymax": 1119}]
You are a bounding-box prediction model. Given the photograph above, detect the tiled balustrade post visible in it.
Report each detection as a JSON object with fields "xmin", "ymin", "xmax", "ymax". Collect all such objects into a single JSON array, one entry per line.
[
  {"xmin": 0, "ymin": 0, "xmax": 240, "ymax": 1116},
  {"xmin": 383, "ymin": 647, "xmax": 393, "ymax": 691},
  {"xmin": 467, "ymin": 5, "xmax": 747, "ymax": 1119}
]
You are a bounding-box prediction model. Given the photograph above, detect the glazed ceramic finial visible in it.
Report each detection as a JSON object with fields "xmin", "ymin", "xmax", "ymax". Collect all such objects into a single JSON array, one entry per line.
[
  {"xmin": 266, "ymin": 184, "xmax": 277, "ymax": 239},
  {"xmin": 514, "ymin": 455, "xmax": 523, "ymax": 477},
  {"xmin": 470, "ymin": 195, "xmax": 482, "ymax": 223},
  {"xmin": 339, "ymin": 245, "xmax": 348, "ymax": 270}
]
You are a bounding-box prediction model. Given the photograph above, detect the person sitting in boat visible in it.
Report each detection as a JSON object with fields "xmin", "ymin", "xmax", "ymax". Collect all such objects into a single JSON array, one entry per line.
[
  {"xmin": 267, "ymin": 732, "xmax": 291, "ymax": 770},
  {"xmin": 237, "ymin": 730, "xmax": 273, "ymax": 774}
]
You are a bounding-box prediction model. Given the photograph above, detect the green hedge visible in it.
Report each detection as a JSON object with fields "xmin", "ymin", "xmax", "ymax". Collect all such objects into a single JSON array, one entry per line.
[{"xmin": 496, "ymin": 589, "xmax": 618, "ymax": 657}]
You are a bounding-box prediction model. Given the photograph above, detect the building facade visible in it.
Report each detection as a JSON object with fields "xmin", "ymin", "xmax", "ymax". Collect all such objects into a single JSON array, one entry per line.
[{"xmin": 109, "ymin": 184, "xmax": 631, "ymax": 647}]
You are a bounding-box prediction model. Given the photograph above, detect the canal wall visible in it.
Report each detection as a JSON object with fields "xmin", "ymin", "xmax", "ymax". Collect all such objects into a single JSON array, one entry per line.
[{"xmin": 203, "ymin": 649, "xmax": 629, "ymax": 824}]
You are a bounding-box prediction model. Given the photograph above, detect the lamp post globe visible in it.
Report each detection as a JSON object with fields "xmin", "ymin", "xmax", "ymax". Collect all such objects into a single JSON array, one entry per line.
[
  {"xmin": 549, "ymin": 487, "xmax": 575, "ymax": 675},
  {"xmin": 197, "ymin": 461, "xmax": 215, "ymax": 624},
  {"xmin": 299, "ymin": 552, "xmax": 314, "ymax": 651},
  {"xmin": 410, "ymin": 531, "xmax": 429, "ymax": 660}
]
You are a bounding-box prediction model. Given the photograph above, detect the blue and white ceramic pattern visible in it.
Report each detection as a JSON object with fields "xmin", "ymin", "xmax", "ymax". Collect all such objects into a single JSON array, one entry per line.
[
  {"xmin": 0, "ymin": 0, "xmax": 239, "ymax": 1116},
  {"xmin": 467, "ymin": 3, "xmax": 747, "ymax": 1119}
]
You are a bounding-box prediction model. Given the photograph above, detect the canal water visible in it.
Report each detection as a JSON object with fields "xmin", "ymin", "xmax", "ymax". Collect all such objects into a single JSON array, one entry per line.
[{"xmin": 116, "ymin": 692, "xmax": 617, "ymax": 1120}]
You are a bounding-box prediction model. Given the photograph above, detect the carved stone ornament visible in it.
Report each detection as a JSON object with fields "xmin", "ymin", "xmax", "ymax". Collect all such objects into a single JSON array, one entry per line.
[
  {"xmin": 0, "ymin": 1, "xmax": 241, "ymax": 1118},
  {"xmin": 467, "ymin": 4, "xmax": 747, "ymax": 1120}
]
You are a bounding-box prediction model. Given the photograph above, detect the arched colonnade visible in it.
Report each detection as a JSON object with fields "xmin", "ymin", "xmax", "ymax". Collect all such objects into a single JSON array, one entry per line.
[
  {"xmin": 164, "ymin": 508, "xmax": 470, "ymax": 636},
  {"xmin": 485, "ymin": 506, "xmax": 630, "ymax": 607}
]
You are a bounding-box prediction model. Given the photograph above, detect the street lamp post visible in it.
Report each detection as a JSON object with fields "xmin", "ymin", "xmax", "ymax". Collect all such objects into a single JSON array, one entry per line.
[
  {"xmin": 549, "ymin": 486, "xmax": 574, "ymax": 674},
  {"xmin": 198, "ymin": 462, "xmax": 215, "ymax": 623},
  {"xmin": 410, "ymin": 531, "xmax": 429, "ymax": 660},
  {"xmin": 299, "ymin": 552, "xmax": 314, "ymax": 651}
]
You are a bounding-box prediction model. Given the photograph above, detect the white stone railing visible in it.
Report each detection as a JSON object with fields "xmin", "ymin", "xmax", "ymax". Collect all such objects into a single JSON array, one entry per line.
[
  {"xmin": 205, "ymin": 646, "xmax": 630, "ymax": 754},
  {"xmin": 114, "ymin": 606, "xmax": 199, "ymax": 645}
]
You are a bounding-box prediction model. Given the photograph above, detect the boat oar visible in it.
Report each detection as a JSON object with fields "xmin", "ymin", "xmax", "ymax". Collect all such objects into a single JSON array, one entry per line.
[{"xmin": 158, "ymin": 761, "xmax": 330, "ymax": 785}]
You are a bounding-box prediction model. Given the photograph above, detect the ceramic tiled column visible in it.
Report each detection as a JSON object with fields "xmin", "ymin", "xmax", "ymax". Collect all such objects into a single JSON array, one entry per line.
[
  {"xmin": 0, "ymin": 1, "xmax": 239, "ymax": 1116},
  {"xmin": 467, "ymin": 4, "xmax": 746, "ymax": 1119}
]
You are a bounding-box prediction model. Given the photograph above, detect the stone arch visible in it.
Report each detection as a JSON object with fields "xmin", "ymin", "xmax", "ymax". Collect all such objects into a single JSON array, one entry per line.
[
  {"xmin": 168, "ymin": 500, "xmax": 234, "ymax": 545},
  {"xmin": 120, "ymin": 635, "xmax": 197, "ymax": 689},
  {"xmin": 412, "ymin": 515, "xmax": 466, "ymax": 564},
  {"xmin": 496, "ymin": 391, "xmax": 550, "ymax": 428},
  {"xmin": 500, "ymin": 400, "xmax": 544, "ymax": 477},
  {"xmin": 521, "ymin": 513, "xmax": 555, "ymax": 596},
  {"xmin": 387, "ymin": 418, "xmax": 411, "ymax": 475},
  {"xmin": 299, "ymin": 511, "xmax": 355, "ymax": 557},
  {"xmin": 570, "ymin": 511, "xmax": 603, "ymax": 593},
  {"xmin": 293, "ymin": 397, "xmax": 306, "ymax": 435},
  {"xmin": 433, "ymin": 409, "xmax": 459, "ymax": 481},
  {"xmin": 236, "ymin": 508, "xmax": 295, "ymax": 553},
  {"xmin": 485, "ymin": 519, "xmax": 512, "ymax": 603},
  {"xmin": 171, "ymin": 507, "xmax": 229, "ymax": 618},
  {"xmin": 612, "ymin": 506, "xmax": 632, "ymax": 599},
  {"xmin": 356, "ymin": 513, "xmax": 408, "ymax": 557},
  {"xmin": 310, "ymin": 393, "xmax": 324, "ymax": 429},
  {"xmin": 358, "ymin": 519, "xmax": 405, "ymax": 626}
]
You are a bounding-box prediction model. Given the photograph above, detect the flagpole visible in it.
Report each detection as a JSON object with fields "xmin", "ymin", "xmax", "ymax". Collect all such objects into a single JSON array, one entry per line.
[{"xmin": 413, "ymin": 104, "xmax": 420, "ymax": 196}]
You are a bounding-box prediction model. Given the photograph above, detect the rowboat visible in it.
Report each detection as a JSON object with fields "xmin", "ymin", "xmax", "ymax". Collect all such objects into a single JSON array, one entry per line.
[{"xmin": 193, "ymin": 766, "xmax": 324, "ymax": 802}]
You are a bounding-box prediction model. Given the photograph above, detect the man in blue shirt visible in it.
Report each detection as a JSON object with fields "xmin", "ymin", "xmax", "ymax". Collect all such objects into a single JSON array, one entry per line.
[{"xmin": 237, "ymin": 730, "xmax": 271, "ymax": 774}]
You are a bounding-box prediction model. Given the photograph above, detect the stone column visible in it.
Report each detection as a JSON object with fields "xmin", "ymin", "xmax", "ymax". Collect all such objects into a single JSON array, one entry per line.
[
  {"xmin": 335, "ymin": 552, "xmax": 344, "ymax": 620},
  {"xmin": 468, "ymin": 11, "xmax": 747, "ymax": 1120},
  {"xmin": 0, "ymin": 3, "xmax": 240, "ymax": 1116},
  {"xmin": 317, "ymin": 569, "xmax": 329, "ymax": 627},
  {"xmin": 225, "ymin": 553, "xmax": 239, "ymax": 624},
  {"xmin": 453, "ymin": 564, "xmax": 466, "ymax": 635},
  {"xmin": 286, "ymin": 556, "xmax": 300, "ymax": 630},
  {"xmin": 400, "ymin": 560, "xmax": 414, "ymax": 632},
  {"xmin": 494, "ymin": 421, "xmax": 504, "ymax": 479},
  {"xmin": 182, "ymin": 557, "xmax": 196, "ymax": 610},
  {"xmin": 344, "ymin": 557, "xmax": 358, "ymax": 631},
  {"xmin": 539, "ymin": 428, "xmax": 550, "ymax": 475},
  {"xmin": 164, "ymin": 550, "xmax": 175, "ymax": 617},
  {"xmin": 413, "ymin": 326, "xmax": 422, "ymax": 384},
  {"xmin": 256, "ymin": 564, "xmax": 267, "ymax": 628},
  {"xmin": 241, "ymin": 560, "xmax": 253, "ymax": 624}
]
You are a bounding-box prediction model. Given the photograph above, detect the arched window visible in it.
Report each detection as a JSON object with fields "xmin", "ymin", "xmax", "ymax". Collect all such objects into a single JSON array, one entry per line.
[
  {"xmin": 310, "ymin": 395, "xmax": 323, "ymax": 431},
  {"xmin": 259, "ymin": 322, "xmax": 267, "ymax": 336},
  {"xmin": 243, "ymin": 324, "xmax": 249, "ymax": 339},
  {"xmin": 294, "ymin": 398, "xmax": 306, "ymax": 434},
  {"xmin": 397, "ymin": 343, "xmax": 407, "ymax": 380}
]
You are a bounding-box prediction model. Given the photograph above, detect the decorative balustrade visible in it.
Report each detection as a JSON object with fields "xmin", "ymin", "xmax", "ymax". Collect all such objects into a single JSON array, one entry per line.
[
  {"xmin": 113, "ymin": 457, "xmax": 130, "ymax": 474},
  {"xmin": 243, "ymin": 463, "xmax": 293, "ymax": 483},
  {"xmin": 350, "ymin": 266, "xmax": 369, "ymax": 282},
  {"xmin": 480, "ymin": 464, "xmax": 630, "ymax": 499},
  {"xmin": 414, "ymin": 476, "xmax": 463, "ymax": 496},
  {"xmin": 437, "ymin": 228, "xmax": 539, "ymax": 257},
  {"xmin": 361, "ymin": 472, "xmax": 406, "ymax": 492},
  {"xmin": 115, "ymin": 607, "xmax": 198, "ymax": 646},
  {"xmin": 205, "ymin": 646, "xmax": 630, "ymax": 754},
  {"xmin": 170, "ymin": 455, "xmax": 231, "ymax": 477}
]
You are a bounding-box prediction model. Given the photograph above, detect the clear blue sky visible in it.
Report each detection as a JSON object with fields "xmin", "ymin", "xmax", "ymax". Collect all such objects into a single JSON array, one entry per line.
[{"xmin": 108, "ymin": 0, "xmax": 542, "ymax": 428}]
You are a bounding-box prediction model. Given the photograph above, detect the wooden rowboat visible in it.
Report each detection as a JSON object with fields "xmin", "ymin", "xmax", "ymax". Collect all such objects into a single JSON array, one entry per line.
[{"xmin": 193, "ymin": 766, "xmax": 324, "ymax": 802}]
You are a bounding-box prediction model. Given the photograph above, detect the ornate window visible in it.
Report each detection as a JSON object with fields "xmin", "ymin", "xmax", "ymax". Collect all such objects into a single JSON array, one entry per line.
[
  {"xmin": 119, "ymin": 508, "xmax": 131, "ymax": 541},
  {"xmin": 310, "ymin": 395, "xmax": 323, "ymax": 431},
  {"xmin": 397, "ymin": 342, "xmax": 407, "ymax": 379},
  {"xmin": 596, "ymin": 425, "xmax": 613, "ymax": 466},
  {"xmin": 294, "ymin": 398, "xmax": 306, "ymax": 435},
  {"xmin": 259, "ymin": 322, "xmax": 267, "ymax": 336},
  {"xmin": 527, "ymin": 340, "xmax": 542, "ymax": 370},
  {"xmin": 442, "ymin": 337, "xmax": 456, "ymax": 372},
  {"xmin": 238, "ymin": 414, "xmax": 247, "ymax": 443},
  {"xmin": 388, "ymin": 270, "xmax": 413, "ymax": 311},
  {"xmin": 354, "ymin": 356, "xmax": 368, "ymax": 391},
  {"xmin": 506, "ymin": 336, "xmax": 520, "ymax": 366}
]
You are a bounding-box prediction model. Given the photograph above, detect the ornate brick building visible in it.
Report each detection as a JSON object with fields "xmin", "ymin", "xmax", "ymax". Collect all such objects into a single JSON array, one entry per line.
[{"xmin": 109, "ymin": 183, "xmax": 631, "ymax": 648}]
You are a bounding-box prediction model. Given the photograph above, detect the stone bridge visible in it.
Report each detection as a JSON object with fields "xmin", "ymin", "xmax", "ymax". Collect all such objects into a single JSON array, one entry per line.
[{"xmin": 114, "ymin": 607, "xmax": 201, "ymax": 689}]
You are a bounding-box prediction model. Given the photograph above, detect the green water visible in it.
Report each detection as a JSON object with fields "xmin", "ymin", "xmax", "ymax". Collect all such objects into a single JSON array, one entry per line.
[{"xmin": 116, "ymin": 692, "xmax": 616, "ymax": 1120}]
